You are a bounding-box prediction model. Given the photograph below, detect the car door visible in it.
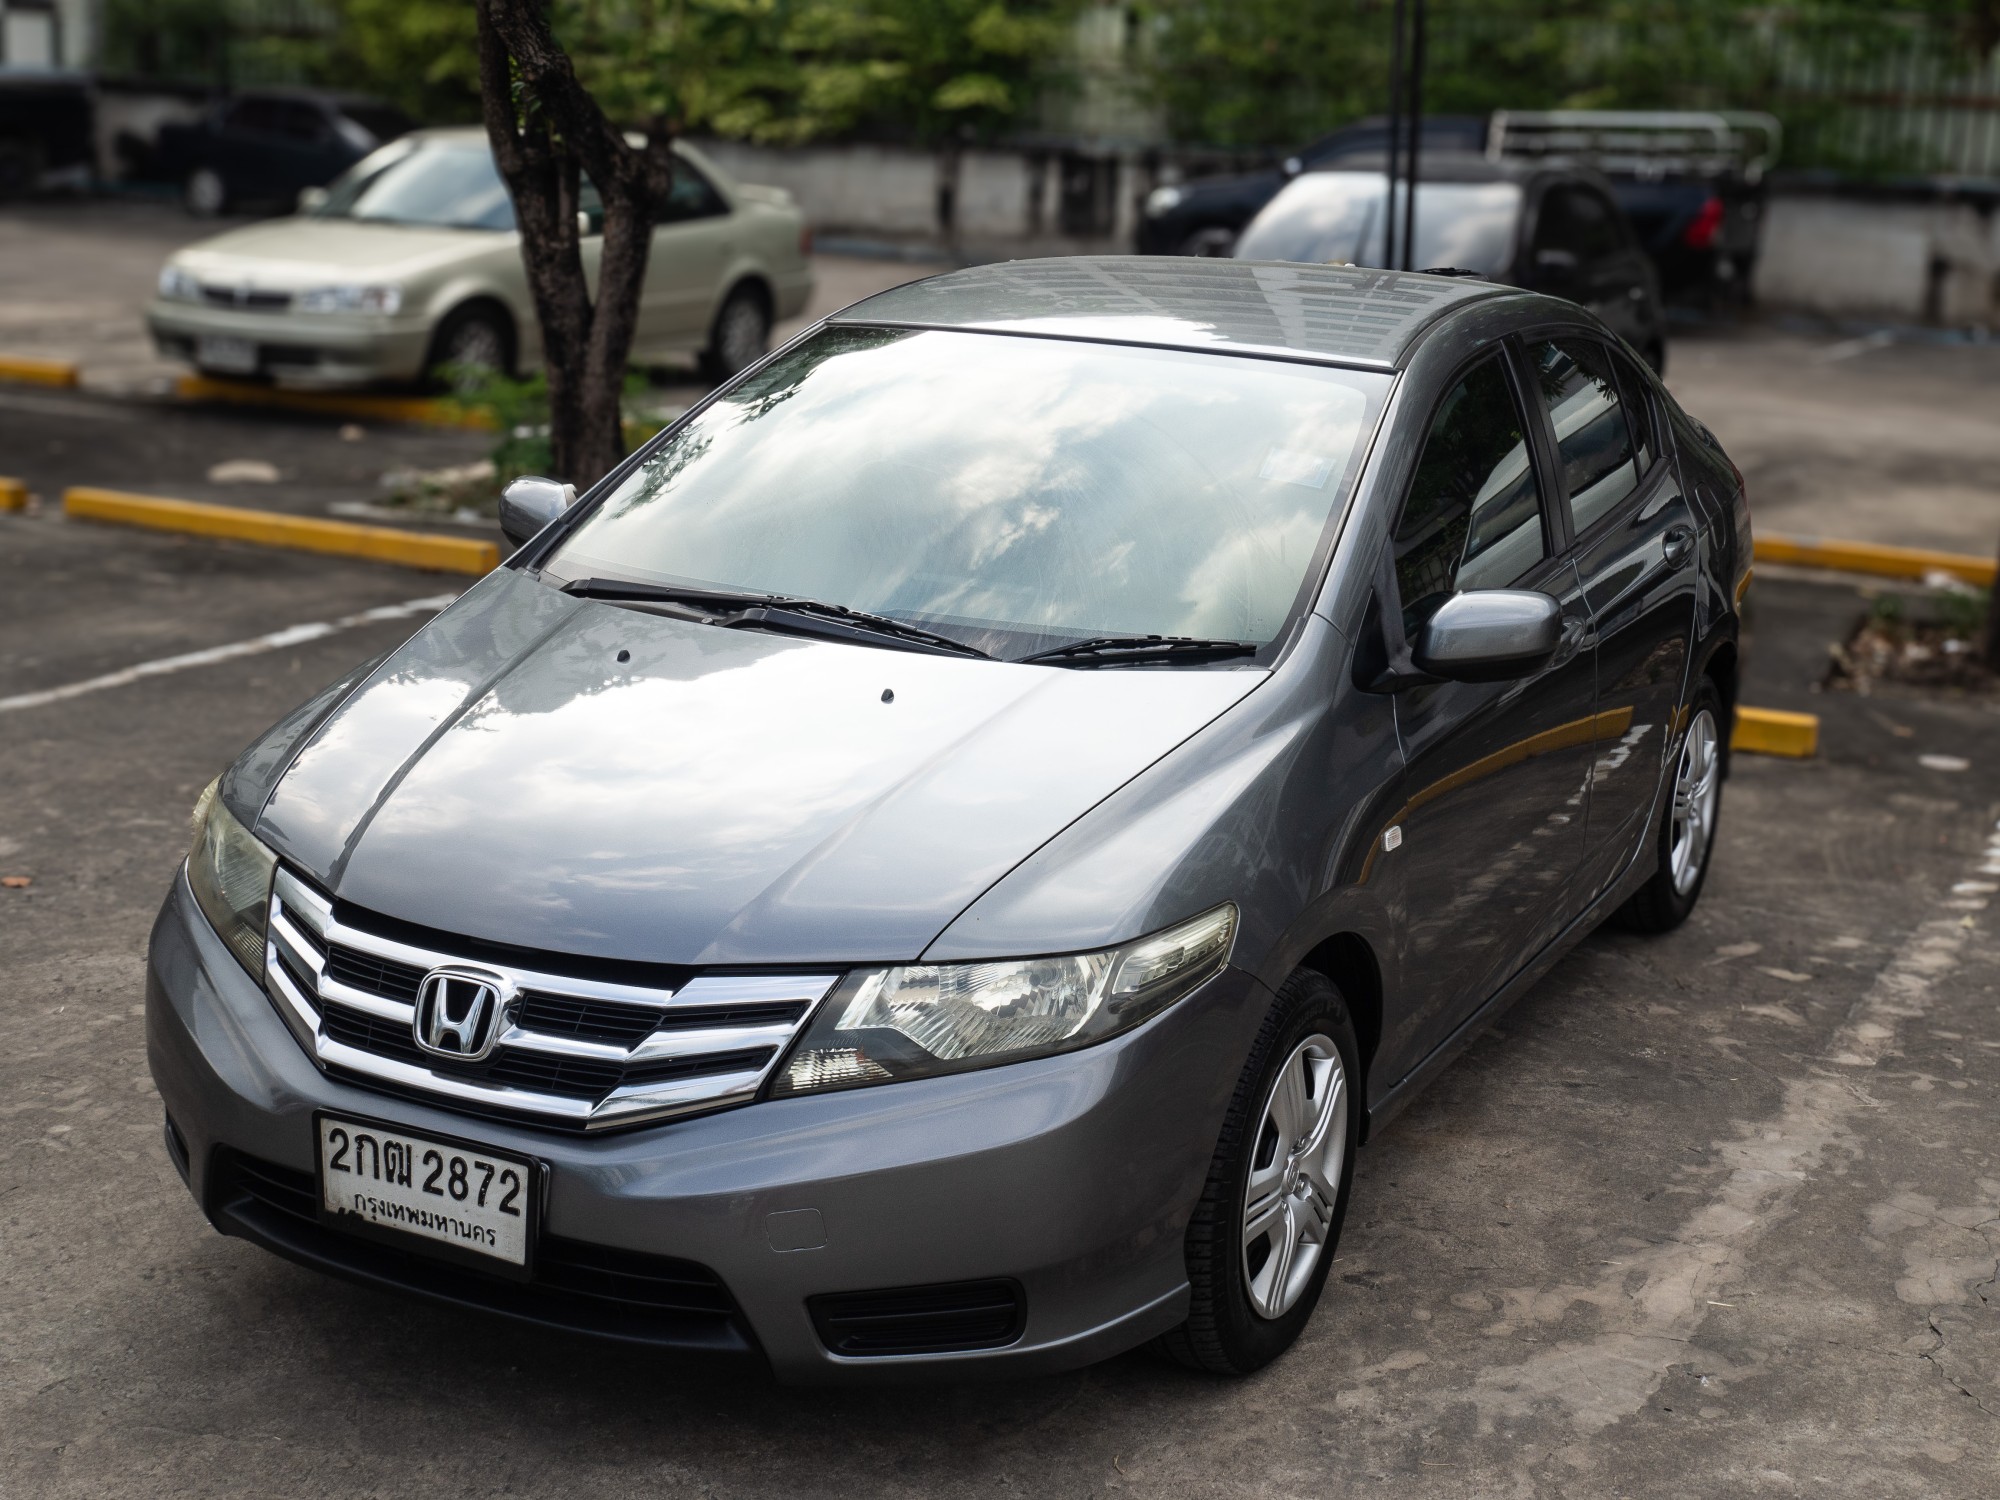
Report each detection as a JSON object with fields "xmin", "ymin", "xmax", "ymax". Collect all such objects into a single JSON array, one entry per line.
[
  {"xmin": 637, "ymin": 160, "xmax": 733, "ymax": 354},
  {"xmin": 1381, "ymin": 345, "xmax": 1599, "ymax": 1069},
  {"xmin": 1523, "ymin": 334, "xmax": 1698, "ymax": 899},
  {"xmin": 267, "ymin": 100, "xmax": 339, "ymax": 200},
  {"xmin": 210, "ymin": 97, "xmax": 276, "ymax": 197}
]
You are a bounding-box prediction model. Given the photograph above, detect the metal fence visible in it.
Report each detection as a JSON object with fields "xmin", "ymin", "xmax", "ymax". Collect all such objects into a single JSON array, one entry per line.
[{"xmin": 1766, "ymin": 25, "xmax": 2000, "ymax": 178}]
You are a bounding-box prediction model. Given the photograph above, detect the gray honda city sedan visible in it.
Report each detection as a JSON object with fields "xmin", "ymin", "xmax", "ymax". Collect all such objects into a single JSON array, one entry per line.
[{"xmin": 149, "ymin": 258, "xmax": 1750, "ymax": 1382}]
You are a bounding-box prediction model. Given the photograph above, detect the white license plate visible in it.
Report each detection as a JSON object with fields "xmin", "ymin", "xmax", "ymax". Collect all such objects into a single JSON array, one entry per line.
[
  {"xmin": 317, "ymin": 1115, "xmax": 536, "ymax": 1270},
  {"xmin": 195, "ymin": 334, "xmax": 258, "ymax": 374}
]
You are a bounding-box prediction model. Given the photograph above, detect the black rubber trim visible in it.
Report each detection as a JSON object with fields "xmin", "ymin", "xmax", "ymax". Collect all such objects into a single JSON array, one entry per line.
[{"xmin": 207, "ymin": 1150, "xmax": 760, "ymax": 1358}]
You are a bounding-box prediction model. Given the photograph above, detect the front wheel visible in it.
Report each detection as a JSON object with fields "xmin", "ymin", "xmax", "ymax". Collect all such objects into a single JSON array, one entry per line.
[
  {"xmin": 425, "ymin": 304, "xmax": 513, "ymax": 390},
  {"xmin": 1613, "ymin": 681, "xmax": 1724, "ymax": 933},
  {"xmin": 1153, "ymin": 967, "xmax": 1360, "ymax": 1375},
  {"xmin": 184, "ymin": 166, "xmax": 228, "ymax": 217}
]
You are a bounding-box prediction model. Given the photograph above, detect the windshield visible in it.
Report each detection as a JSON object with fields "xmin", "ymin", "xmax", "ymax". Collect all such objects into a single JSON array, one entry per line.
[
  {"xmin": 315, "ymin": 141, "xmax": 526, "ymax": 231},
  {"xmin": 547, "ymin": 328, "xmax": 1387, "ymax": 657},
  {"xmin": 1236, "ymin": 175, "xmax": 1522, "ymax": 276}
]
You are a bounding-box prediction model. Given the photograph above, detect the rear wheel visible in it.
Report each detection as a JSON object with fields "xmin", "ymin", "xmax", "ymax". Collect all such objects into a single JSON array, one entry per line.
[
  {"xmin": 1614, "ymin": 680, "xmax": 1724, "ymax": 933},
  {"xmin": 1153, "ymin": 967, "xmax": 1359, "ymax": 1375},
  {"xmin": 184, "ymin": 166, "xmax": 228, "ymax": 217},
  {"xmin": 699, "ymin": 284, "xmax": 771, "ymax": 383}
]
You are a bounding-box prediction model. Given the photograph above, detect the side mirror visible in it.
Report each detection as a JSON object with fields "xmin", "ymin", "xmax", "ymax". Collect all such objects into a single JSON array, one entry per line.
[
  {"xmin": 498, "ymin": 475, "xmax": 576, "ymax": 546},
  {"xmin": 1411, "ymin": 590, "xmax": 1562, "ymax": 683},
  {"xmin": 297, "ymin": 186, "xmax": 328, "ymax": 213}
]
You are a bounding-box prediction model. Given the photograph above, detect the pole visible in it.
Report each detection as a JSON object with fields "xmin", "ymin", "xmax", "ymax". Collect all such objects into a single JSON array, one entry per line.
[
  {"xmin": 1402, "ymin": 0, "xmax": 1426, "ymax": 271},
  {"xmin": 1384, "ymin": 0, "xmax": 1406, "ymax": 271},
  {"xmin": 1983, "ymin": 531, "xmax": 2000, "ymax": 673}
]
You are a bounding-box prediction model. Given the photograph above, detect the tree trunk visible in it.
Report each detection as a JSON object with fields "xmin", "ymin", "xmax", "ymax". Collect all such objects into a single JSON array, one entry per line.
[{"xmin": 474, "ymin": 0, "xmax": 675, "ymax": 488}]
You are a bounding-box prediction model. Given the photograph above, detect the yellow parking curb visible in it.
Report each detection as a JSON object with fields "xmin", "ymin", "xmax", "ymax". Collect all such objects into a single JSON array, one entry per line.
[
  {"xmin": 0, "ymin": 476, "xmax": 27, "ymax": 512},
  {"xmin": 173, "ymin": 374, "xmax": 497, "ymax": 430},
  {"xmin": 0, "ymin": 354, "xmax": 81, "ymax": 388},
  {"xmin": 1732, "ymin": 706, "xmax": 1819, "ymax": 758},
  {"xmin": 1753, "ymin": 534, "xmax": 1995, "ymax": 587},
  {"xmin": 63, "ymin": 487, "xmax": 499, "ymax": 576}
]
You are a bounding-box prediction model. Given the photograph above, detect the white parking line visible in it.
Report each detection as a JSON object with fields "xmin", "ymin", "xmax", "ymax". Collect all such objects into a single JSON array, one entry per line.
[{"xmin": 0, "ymin": 594, "xmax": 455, "ymax": 714}]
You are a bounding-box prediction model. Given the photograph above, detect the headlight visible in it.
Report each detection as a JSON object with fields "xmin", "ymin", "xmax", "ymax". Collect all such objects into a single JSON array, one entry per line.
[
  {"xmin": 157, "ymin": 264, "xmax": 201, "ymax": 302},
  {"xmin": 296, "ymin": 284, "xmax": 402, "ymax": 314},
  {"xmin": 772, "ymin": 904, "xmax": 1236, "ymax": 1097},
  {"xmin": 186, "ymin": 777, "xmax": 277, "ymax": 978},
  {"xmin": 1145, "ymin": 185, "xmax": 1185, "ymax": 217}
]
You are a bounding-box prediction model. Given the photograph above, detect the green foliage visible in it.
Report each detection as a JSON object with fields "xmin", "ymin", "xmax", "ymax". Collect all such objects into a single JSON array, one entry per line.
[
  {"xmin": 306, "ymin": 0, "xmax": 1076, "ymax": 144},
  {"xmin": 1134, "ymin": 1, "xmax": 2000, "ymax": 157},
  {"xmin": 445, "ymin": 365, "xmax": 675, "ymax": 482},
  {"xmin": 99, "ymin": 0, "xmax": 233, "ymax": 83},
  {"xmin": 322, "ymin": 0, "xmax": 484, "ymax": 123},
  {"xmin": 445, "ymin": 367, "xmax": 556, "ymax": 484},
  {"xmin": 1933, "ymin": 584, "xmax": 1990, "ymax": 640}
]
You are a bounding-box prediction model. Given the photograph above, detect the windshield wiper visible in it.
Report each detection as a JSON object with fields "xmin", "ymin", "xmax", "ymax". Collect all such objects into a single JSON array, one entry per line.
[
  {"xmin": 561, "ymin": 577, "xmax": 991, "ymax": 659},
  {"xmin": 1015, "ymin": 634, "xmax": 1260, "ymax": 667}
]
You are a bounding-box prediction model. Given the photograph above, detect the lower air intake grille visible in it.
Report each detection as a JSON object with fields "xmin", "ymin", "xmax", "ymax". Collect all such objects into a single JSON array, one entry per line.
[
  {"xmin": 212, "ymin": 1151, "xmax": 751, "ymax": 1351},
  {"xmin": 808, "ymin": 1279, "xmax": 1025, "ymax": 1356}
]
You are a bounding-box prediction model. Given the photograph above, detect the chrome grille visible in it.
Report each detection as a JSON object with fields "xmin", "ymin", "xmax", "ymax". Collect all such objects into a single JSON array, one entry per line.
[
  {"xmin": 264, "ymin": 868, "xmax": 837, "ymax": 1131},
  {"xmin": 199, "ymin": 284, "xmax": 293, "ymax": 312}
]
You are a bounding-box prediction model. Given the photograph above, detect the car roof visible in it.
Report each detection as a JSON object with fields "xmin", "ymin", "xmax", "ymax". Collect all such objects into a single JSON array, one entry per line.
[{"xmin": 829, "ymin": 256, "xmax": 1514, "ymax": 372}]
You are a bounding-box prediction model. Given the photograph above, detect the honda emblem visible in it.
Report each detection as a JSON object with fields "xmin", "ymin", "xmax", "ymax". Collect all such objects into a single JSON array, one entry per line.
[{"xmin": 412, "ymin": 967, "xmax": 513, "ymax": 1061}]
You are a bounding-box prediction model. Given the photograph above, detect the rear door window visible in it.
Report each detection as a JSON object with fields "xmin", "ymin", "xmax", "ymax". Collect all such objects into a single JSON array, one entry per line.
[
  {"xmin": 1607, "ymin": 346, "xmax": 1660, "ymax": 473},
  {"xmin": 1529, "ymin": 337, "xmax": 1641, "ymax": 535},
  {"xmin": 657, "ymin": 163, "xmax": 727, "ymax": 223},
  {"xmin": 1390, "ymin": 353, "xmax": 1548, "ymax": 633}
]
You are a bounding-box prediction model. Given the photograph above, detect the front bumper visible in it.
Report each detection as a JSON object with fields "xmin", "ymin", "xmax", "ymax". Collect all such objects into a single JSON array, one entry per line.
[
  {"xmin": 146, "ymin": 874, "xmax": 1264, "ymax": 1383},
  {"xmin": 146, "ymin": 300, "xmax": 432, "ymax": 387}
]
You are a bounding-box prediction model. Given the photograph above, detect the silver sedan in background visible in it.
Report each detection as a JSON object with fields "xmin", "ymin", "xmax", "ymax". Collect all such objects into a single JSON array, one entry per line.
[{"xmin": 146, "ymin": 129, "xmax": 813, "ymax": 388}]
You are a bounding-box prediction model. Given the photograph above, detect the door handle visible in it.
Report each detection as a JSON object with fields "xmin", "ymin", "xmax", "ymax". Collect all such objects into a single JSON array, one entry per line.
[{"xmin": 1662, "ymin": 524, "xmax": 1695, "ymax": 566}]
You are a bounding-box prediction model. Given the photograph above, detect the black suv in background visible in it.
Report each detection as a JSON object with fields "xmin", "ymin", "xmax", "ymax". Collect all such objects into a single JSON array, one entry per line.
[
  {"xmin": 1234, "ymin": 156, "xmax": 1667, "ymax": 370},
  {"xmin": 154, "ymin": 89, "xmax": 414, "ymax": 217},
  {"xmin": 1137, "ymin": 116, "xmax": 1484, "ymax": 258},
  {"xmin": 1144, "ymin": 110, "xmax": 1771, "ymax": 309}
]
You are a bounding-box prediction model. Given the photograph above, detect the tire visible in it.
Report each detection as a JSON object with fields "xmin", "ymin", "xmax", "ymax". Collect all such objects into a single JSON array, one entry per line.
[
  {"xmin": 184, "ymin": 166, "xmax": 228, "ymax": 218},
  {"xmin": 1613, "ymin": 679, "xmax": 1725, "ymax": 933},
  {"xmin": 1153, "ymin": 967, "xmax": 1361, "ymax": 1375},
  {"xmin": 425, "ymin": 304, "xmax": 513, "ymax": 389},
  {"xmin": 699, "ymin": 284, "xmax": 771, "ymax": 383},
  {"xmin": 1176, "ymin": 225, "xmax": 1237, "ymax": 258}
]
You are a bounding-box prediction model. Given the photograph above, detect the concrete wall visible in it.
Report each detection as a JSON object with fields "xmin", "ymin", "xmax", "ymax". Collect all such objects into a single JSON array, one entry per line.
[
  {"xmin": 696, "ymin": 137, "xmax": 1148, "ymax": 251},
  {"xmin": 1755, "ymin": 192, "xmax": 2000, "ymax": 327},
  {"xmin": 707, "ymin": 137, "xmax": 1999, "ymax": 328}
]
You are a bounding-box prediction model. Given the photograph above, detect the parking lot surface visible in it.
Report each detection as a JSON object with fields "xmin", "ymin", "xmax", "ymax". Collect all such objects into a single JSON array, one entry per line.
[
  {"xmin": 5, "ymin": 195, "xmax": 1999, "ymax": 1494},
  {"xmin": 3, "ymin": 496, "xmax": 1997, "ymax": 1496}
]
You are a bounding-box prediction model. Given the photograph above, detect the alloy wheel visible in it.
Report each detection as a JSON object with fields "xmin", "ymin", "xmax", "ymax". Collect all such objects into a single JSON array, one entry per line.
[
  {"xmin": 1669, "ymin": 706, "xmax": 1721, "ymax": 894},
  {"xmin": 1241, "ymin": 1033, "xmax": 1347, "ymax": 1320},
  {"xmin": 440, "ymin": 318, "xmax": 506, "ymax": 374},
  {"xmin": 186, "ymin": 168, "xmax": 226, "ymax": 217}
]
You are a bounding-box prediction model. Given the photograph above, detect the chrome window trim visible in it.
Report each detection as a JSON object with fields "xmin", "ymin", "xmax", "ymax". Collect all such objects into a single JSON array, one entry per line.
[{"xmin": 262, "ymin": 867, "xmax": 838, "ymax": 1131}]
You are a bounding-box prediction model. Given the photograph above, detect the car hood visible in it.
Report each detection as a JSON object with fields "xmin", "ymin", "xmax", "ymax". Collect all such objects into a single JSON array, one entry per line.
[
  {"xmin": 254, "ymin": 570, "xmax": 1266, "ymax": 967},
  {"xmin": 170, "ymin": 217, "xmax": 494, "ymax": 286}
]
